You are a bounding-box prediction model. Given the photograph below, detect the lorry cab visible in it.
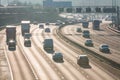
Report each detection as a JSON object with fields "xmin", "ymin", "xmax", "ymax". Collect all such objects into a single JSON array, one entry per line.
[
  {"xmin": 24, "ymin": 39, "xmax": 31, "ymax": 47},
  {"xmin": 45, "ymin": 28, "xmax": 50, "ymax": 32},
  {"xmin": 8, "ymin": 40, "xmax": 16, "ymax": 50}
]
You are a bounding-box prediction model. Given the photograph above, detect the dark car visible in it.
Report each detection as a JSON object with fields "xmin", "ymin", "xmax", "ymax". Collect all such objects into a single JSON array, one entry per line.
[
  {"xmin": 76, "ymin": 27, "xmax": 82, "ymax": 32},
  {"xmin": 45, "ymin": 28, "xmax": 50, "ymax": 32},
  {"xmin": 85, "ymin": 39, "xmax": 93, "ymax": 46},
  {"xmin": 77, "ymin": 55, "xmax": 89, "ymax": 66},
  {"xmin": 45, "ymin": 22, "xmax": 49, "ymax": 25},
  {"xmin": 39, "ymin": 24, "xmax": 44, "ymax": 29},
  {"xmin": 52, "ymin": 52, "xmax": 63, "ymax": 62},
  {"xmin": 24, "ymin": 39, "xmax": 31, "ymax": 47},
  {"xmin": 99, "ymin": 44, "xmax": 110, "ymax": 53}
]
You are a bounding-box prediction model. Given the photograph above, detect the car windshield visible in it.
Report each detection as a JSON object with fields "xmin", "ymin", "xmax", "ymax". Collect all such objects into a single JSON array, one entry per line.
[
  {"xmin": 86, "ymin": 40, "xmax": 92, "ymax": 43},
  {"xmin": 83, "ymin": 30, "xmax": 89, "ymax": 33},
  {"xmin": 55, "ymin": 53, "xmax": 62, "ymax": 56},
  {"xmin": 102, "ymin": 45, "xmax": 109, "ymax": 48}
]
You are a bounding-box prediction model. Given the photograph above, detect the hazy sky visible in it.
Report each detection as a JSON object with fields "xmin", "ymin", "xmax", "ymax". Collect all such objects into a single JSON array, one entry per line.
[{"xmin": 1, "ymin": 0, "xmax": 120, "ymax": 6}]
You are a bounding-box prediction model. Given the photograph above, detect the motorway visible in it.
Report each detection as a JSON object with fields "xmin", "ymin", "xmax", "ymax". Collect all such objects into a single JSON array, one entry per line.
[
  {"xmin": 1, "ymin": 22, "xmax": 120, "ymax": 80},
  {"xmin": 62, "ymin": 21, "xmax": 120, "ymax": 64}
]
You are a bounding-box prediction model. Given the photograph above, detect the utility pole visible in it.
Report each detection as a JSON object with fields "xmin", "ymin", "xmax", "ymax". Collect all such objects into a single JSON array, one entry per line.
[{"xmin": 0, "ymin": 0, "xmax": 1, "ymax": 6}]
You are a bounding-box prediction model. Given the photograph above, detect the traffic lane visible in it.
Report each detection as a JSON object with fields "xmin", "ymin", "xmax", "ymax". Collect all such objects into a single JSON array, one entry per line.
[
  {"xmin": 4, "ymin": 25, "xmax": 35, "ymax": 80},
  {"xmin": 5, "ymin": 45, "xmax": 35, "ymax": 80},
  {"xmin": 62, "ymin": 24, "xmax": 120, "ymax": 64},
  {"xmin": 27, "ymin": 27, "xmax": 61, "ymax": 80},
  {"xmin": 51, "ymin": 28, "xmax": 116, "ymax": 80},
  {"xmin": 32, "ymin": 28, "xmax": 88, "ymax": 80}
]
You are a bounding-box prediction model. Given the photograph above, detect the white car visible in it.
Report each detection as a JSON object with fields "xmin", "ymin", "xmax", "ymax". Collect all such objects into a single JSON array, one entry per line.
[
  {"xmin": 85, "ymin": 39, "xmax": 93, "ymax": 46},
  {"xmin": 99, "ymin": 44, "xmax": 110, "ymax": 53}
]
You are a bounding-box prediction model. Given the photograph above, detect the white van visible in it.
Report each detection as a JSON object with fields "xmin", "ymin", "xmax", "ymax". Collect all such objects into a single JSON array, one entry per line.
[{"xmin": 77, "ymin": 55, "xmax": 89, "ymax": 66}]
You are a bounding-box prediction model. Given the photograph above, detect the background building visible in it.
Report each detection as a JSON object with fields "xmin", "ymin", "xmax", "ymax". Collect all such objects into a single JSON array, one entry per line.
[{"xmin": 43, "ymin": 0, "xmax": 72, "ymax": 8}]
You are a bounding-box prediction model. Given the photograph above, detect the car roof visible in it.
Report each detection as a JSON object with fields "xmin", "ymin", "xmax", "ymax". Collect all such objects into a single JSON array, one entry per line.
[
  {"xmin": 55, "ymin": 52, "xmax": 62, "ymax": 54},
  {"xmin": 85, "ymin": 39, "xmax": 92, "ymax": 41},
  {"xmin": 78, "ymin": 55, "xmax": 87, "ymax": 57},
  {"xmin": 100, "ymin": 44, "xmax": 108, "ymax": 46},
  {"xmin": 100, "ymin": 44, "xmax": 109, "ymax": 47},
  {"xmin": 83, "ymin": 29, "xmax": 89, "ymax": 31}
]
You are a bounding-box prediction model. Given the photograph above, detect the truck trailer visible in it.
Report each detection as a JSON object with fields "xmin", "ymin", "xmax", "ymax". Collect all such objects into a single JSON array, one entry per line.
[
  {"xmin": 92, "ymin": 20, "xmax": 100, "ymax": 30},
  {"xmin": 21, "ymin": 20, "xmax": 30, "ymax": 36},
  {"xmin": 6, "ymin": 26, "xmax": 16, "ymax": 50},
  {"xmin": 43, "ymin": 38, "xmax": 53, "ymax": 51},
  {"xmin": 82, "ymin": 21, "xmax": 89, "ymax": 28}
]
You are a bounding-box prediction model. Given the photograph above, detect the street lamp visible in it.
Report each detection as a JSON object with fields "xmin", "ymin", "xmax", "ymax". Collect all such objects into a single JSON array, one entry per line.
[{"xmin": 112, "ymin": 0, "xmax": 117, "ymax": 27}]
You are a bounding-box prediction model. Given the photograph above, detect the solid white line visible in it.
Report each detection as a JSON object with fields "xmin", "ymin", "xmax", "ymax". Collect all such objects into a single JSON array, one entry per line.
[{"xmin": 4, "ymin": 46, "xmax": 14, "ymax": 80}]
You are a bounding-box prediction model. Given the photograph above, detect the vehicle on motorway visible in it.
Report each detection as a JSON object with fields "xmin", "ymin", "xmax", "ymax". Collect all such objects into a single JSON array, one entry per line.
[
  {"xmin": 65, "ymin": 19, "xmax": 77, "ymax": 24},
  {"xmin": 55, "ymin": 20, "xmax": 63, "ymax": 25},
  {"xmin": 21, "ymin": 20, "xmax": 31, "ymax": 36},
  {"xmin": 77, "ymin": 55, "xmax": 89, "ymax": 66},
  {"xmin": 6, "ymin": 26, "xmax": 16, "ymax": 50},
  {"xmin": 92, "ymin": 20, "xmax": 100, "ymax": 30},
  {"xmin": 85, "ymin": 39, "xmax": 93, "ymax": 46},
  {"xmin": 43, "ymin": 38, "xmax": 53, "ymax": 51},
  {"xmin": 45, "ymin": 22, "xmax": 49, "ymax": 25},
  {"xmin": 52, "ymin": 52, "xmax": 63, "ymax": 62},
  {"xmin": 82, "ymin": 21, "xmax": 89, "ymax": 28},
  {"xmin": 8, "ymin": 40, "xmax": 16, "ymax": 50},
  {"xmin": 45, "ymin": 28, "xmax": 51, "ymax": 32},
  {"xmin": 33, "ymin": 21, "xmax": 38, "ymax": 25},
  {"xmin": 76, "ymin": 27, "xmax": 82, "ymax": 32},
  {"xmin": 24, "ymin": 38, "xmax": 31, "ymax": 47},
  {"xmin": 82, "ymin": 30, "xmax": 90, "ymax": 38},
  {"xmin": 99, "ymin": 44, "xmax": 110, "ymax": 53},
  {"xmin": 39, "ymin": 24, "xmax": 44, "ymax": 29}
]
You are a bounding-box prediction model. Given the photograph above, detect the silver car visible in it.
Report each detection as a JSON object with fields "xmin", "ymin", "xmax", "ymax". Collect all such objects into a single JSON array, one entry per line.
[
  {"xmin": 99, "ymin": 44, "xmax": 110, "ymax": 53},
  {"xmin": 77, "ymin": 55, "xmax": 89, "ymax": 66}
]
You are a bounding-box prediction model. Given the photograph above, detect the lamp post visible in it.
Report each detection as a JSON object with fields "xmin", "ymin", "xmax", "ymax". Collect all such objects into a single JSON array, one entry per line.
[
  {"xmin": 112, "ymin": 0, "xmax": 117, "ymax": 27},
  {"xmin": 0, "ymin": 0, "xmax": 1, "ymax": 5}
]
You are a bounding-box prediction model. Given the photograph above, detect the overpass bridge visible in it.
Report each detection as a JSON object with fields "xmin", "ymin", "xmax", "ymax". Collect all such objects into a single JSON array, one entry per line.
[
  {"xmin": 57, "ymin": 6, "xmax": 120, "ymax": 30},
  {"xmin": 57, "ymin": 6, "xmax": 118, "ymax": 13}
]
